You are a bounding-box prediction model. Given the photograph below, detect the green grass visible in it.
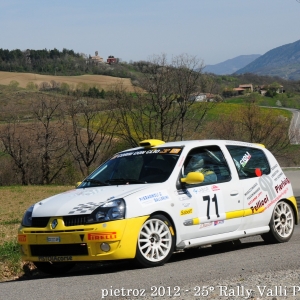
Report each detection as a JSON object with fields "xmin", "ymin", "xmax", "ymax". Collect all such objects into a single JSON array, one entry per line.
[
  {"xmin": 0, "ymin": 240, "xmax": 23, "ymax": 280},
  {"xmin": 0, "ymin": 185, "xmax": 73, "ymax": 281},
  {"xmin": 225, "ymin": 93, "xmax": 300, "ymax": 109},
  {"xmin": 0, "ymin": 240, "xmax": 20, "ymax": 262},
  {"xmin": 203, "ymin": 103, "xmax": 291, "ymax": 126},
  {"xmin": 0, "ymin": 219, "xmax": 20, "ymax": 225}
]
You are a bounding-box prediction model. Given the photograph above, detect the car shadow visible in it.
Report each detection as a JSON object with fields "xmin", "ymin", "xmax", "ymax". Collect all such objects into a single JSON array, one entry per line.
[
  {"xmin": 10, "ymin": 239, "xmax": 266, "ymax": 282},
  {"xmin": 169, "ymin": 239, "xmax": 266, "ymax": 263}
]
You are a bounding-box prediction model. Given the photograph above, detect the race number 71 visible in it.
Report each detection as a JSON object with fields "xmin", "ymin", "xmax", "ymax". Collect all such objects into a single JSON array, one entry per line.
[{"xmin": 203, "ymin": 194, "xmax": 220, "ymax": 219}]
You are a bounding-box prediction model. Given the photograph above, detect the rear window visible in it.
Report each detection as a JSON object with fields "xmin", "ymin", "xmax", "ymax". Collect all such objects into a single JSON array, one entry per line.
[{"xmin": 226, "ymin": 145, "xmax": 270, "ymax": 179}]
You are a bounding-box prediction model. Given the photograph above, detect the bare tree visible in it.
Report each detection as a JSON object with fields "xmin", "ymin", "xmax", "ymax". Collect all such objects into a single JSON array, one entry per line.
[
  {"xmin": 67, "ymin": 98, "xmax": 117, "ymax": 177},
  {"xmin": 31, "ymin": 96, "xmax": 70, "ymax": 184},
  {"xmin": 0, "ymin": 121, "xmax": 35, "ymax": 185},
  {"xmin": 204, "ymin": 100, "xmax": 292, "ymax": 155},
  {"xmin": 111, "ymin": 54, "xmax": 216, "ymax": 146}
]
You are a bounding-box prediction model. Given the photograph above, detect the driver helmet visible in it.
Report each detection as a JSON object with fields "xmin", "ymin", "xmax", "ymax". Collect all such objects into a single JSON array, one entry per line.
[{"xmin": 185, "ymin": 154, "xmax": 205, "ymax": 173}]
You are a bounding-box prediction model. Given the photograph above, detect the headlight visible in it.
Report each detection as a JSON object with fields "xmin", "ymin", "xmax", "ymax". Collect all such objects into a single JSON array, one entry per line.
[
  {"xmin": 87, "ymin": 199, "xmax": 126, "ymax": 223},
  {"xmin": 21, "ymin": 205, "xmax": 34, "ymax": 227}
]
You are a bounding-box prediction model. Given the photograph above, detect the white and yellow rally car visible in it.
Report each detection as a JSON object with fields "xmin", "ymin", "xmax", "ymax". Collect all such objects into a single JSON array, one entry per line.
[{"xmin": 18, "ymin": 139, "xmax": 298, "ymax": 274}]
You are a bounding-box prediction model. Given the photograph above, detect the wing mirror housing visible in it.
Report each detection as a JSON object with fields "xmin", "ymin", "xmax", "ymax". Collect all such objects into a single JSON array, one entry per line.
[
  {"xmin": 181, "ymin": 172, "xmax": 204, "ymax": 184},
  {"xmin": 75, "ymin": 181, "xmax": 82, "ymax": 188}
]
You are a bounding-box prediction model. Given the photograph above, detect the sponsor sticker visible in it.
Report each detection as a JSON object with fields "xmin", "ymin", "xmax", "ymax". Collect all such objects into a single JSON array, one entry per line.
[
  {"xmin": 199, "ymin": 222, "xmax": 213, "ymax": 229},
  {"xmin": 18, "ymin": 235, "xmax": 26, "ymax": 242},
  {"xmin": 240, "ymin": 151, "xmax": 251, "ymax": 167},
  {"xmin": 169, "ymin": 148, "xmax": 181, "ymax": 154},
  {"xmin": 180, "ymin": 208, "xmax": 193, "ymax": 216},
  {"xmin": 211, "ymin": 185, "xmax": 220, "ymax": 192},
  {"xmin": 259, "ymin": 174, "xmax": 276, "ymax": 199},
  {"xmin": 138, "ymin": 190, "xmax": 170, "ymax": 206},
  {"xmin": 193, "ymin": 186, "xmax": 209, "ymax": 194},
  {"xmin": 114, "ymin": 148, "xmax": 182, "ymax": 159},
  {"xmin": 248, "ymin": 191, "xmax": 263, "ymax": 206},
  {"xmin": 87, "ymin": 232, "xmax": 117, "ymax": 241},
  {"xmin": 275, "ymin": 177, "xmax": 290, "ymax": 193},
  {"xmin": 251, "ymin": 195, "xmax": 269, "ymax": 213},
  {"xmin": 214, "ymin": 220, "xmax": 224, "ymax": 226}
]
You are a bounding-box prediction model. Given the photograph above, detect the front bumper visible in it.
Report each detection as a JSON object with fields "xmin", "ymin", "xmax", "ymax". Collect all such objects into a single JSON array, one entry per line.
[{"xmin": 18, "ymin": 216, "xmax": 149, "ymax": 262}]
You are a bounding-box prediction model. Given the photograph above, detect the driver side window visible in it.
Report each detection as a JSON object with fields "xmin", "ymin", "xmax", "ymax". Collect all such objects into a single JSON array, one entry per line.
[{"xmin": 183, "ymin": 146, "xmax": 231, "ymax": 184}]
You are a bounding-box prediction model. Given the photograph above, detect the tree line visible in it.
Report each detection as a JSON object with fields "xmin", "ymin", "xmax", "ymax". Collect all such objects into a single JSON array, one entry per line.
[
  {"xmin": 0, "ymin": 48, "xmax": 136, "ymax": 79},
  {"xmin": 0, "ymin": 54, "xmax": 295, "ymax": 185}
]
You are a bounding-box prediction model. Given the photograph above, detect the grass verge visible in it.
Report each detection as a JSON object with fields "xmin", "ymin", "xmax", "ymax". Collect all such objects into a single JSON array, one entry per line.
[
  {"xmin": 0, "ymin": 241, "xmax": 23, "ymax": 281},
  {"xmin": 0, "ymin": 185, "xmax": 73, "ymax": 282}
]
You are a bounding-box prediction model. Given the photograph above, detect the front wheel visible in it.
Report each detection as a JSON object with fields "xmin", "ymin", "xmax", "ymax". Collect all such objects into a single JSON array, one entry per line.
[
  {"xmin": 261, "ymin": 201, "xmax": 295, "ymax": 243},
  {"xmin": 135, "ymin": 214, "xmax": 175, "ymax": 268},
  {"xmin": 34, "ymin": 261, "xmax": 76, "ymax": 275}
]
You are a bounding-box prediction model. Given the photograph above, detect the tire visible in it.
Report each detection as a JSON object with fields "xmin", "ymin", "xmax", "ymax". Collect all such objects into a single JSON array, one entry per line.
[
  {"xmin": 34, "ymin": 261, "xmax": 76, "ymax": 275},
  {"xmin": 261, "ymin": 201, "xmax": 295, "ymax": 244},
  {"xmin": 134, "ymin": 214, "xmax": 175, "ymax": 268}
]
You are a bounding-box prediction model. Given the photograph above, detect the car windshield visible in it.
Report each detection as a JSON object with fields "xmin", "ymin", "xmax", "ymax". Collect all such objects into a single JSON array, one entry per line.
[{"xmin": 78, "ymin": 147, "xmax": 183, "ymax": 188}]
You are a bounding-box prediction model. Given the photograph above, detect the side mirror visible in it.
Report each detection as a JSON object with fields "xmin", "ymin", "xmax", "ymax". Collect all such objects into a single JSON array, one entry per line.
[{"xmin": 181, "ymin": 172, "xmax": 204, "ymax": 184}]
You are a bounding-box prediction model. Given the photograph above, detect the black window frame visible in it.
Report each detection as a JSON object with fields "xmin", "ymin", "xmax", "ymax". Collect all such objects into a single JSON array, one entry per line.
[
  {"xmin": 226, "ymin": 145, "xmax": 271, "ymax": 179},
  {"xmin": 180, "ymin": 145, "xmax": 232, "ymax": 186}
]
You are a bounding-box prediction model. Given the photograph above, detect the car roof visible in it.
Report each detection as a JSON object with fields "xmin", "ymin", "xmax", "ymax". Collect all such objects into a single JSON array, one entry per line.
[{"xmin": 119, "ymin": 139, "xmax": 265, "ymax": 153}]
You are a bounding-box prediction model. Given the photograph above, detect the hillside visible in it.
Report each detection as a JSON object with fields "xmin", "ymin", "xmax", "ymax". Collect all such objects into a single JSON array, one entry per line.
[
  {"xmin": 204, "ymin": 54, "xmax": 261, "ymax": 75},
  {"xmin": 235, "ymin": 39, "xmax": 300, "ymax": 80},
  {"xmin": 0, "ymin": 71, "xmax": 136, "ymax": 91},
  {"xmin": 0, "ymin": 48, "xmax": 140, "ymax": 81}
]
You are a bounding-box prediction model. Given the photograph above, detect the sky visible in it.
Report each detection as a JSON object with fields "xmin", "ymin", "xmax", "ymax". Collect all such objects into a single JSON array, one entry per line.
[{"xmin": 1, "ymin": 0, "xmax": 300, "ymax": 66}]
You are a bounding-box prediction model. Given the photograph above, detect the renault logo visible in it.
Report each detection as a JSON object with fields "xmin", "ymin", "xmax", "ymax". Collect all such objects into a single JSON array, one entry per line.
[{"xmin": 51, "ymin": 219, "xmax": 58, "ymax": 229}]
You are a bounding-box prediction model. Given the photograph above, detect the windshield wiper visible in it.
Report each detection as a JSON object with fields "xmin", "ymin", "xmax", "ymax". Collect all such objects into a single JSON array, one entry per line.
[
  {"xmin": 83, "ymin": 179, "xmax": 110, "ymax": 186},
  {"xmin": 106, "ymin": 178, "xmax": 146, "ymax": 185}
]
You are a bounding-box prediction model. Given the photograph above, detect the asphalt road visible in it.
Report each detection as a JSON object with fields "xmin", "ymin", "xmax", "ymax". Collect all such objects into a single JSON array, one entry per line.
[
  {"xmin": 1, "ymin": 228, "xmax": 300, "ymax": 300},
  {"xmin": 0, "ymin": 169, "xmax": 299, "ymax": 300},
  {"xmin": 284, "ymin": 170, "xmax": 300, "ymax": 207},
  {"xmin": 285, "ymin": 108, "xmax": 300, "ymax": 144}
]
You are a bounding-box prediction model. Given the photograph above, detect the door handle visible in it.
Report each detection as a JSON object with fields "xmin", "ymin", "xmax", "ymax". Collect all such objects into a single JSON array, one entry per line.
[{"xmin": 230, "ymin": 191, "xmax": 239, "ymax": 196}]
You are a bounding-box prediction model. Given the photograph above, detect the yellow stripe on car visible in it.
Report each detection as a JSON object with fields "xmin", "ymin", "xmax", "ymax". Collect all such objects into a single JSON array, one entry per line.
[{"xmin": 184, "ymin": 207, "xmax": 265, "ymax": 226}]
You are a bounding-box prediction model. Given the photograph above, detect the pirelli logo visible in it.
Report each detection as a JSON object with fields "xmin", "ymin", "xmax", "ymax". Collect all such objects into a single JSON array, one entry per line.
[
  {"xmin": 18, "ymin": 234, "xmax": 27, "ymax": 242},
  {"xmin": 87, "ymin": 232, "xmax": 117, "ymax": 241}
]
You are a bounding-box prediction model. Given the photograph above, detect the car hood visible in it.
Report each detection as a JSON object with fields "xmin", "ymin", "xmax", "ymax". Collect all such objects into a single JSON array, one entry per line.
[{"xmin": 32, "ymin": 185, "xmax": 149, "ymax": 217}]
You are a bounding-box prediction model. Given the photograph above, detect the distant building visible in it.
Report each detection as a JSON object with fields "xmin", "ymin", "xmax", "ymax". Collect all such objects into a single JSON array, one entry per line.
[
  {"xmin": 232, "ymin": 87, "xmax": 246, "ymax": 95},
  {"xmin": 189, "ymin": 93, "xmax": 216, "ymax": 102},
  {"xmin": 233, "ymin": 84, "xmax": 253, "ymax": 95},
  {"xmin": 238, "ymin": 84, "xmax": 253, "ymax": 92},
  {"xmin": 256, "ymin": 85, "xmax": 284, "ymax": 95},
  {"xmin": 189, "ymin": 93, "xmax": 207, "ymax": 102},
  {"xmin": 107, "ymin": 55, "xmax": 119, "ymax": 64},
  {"xmin": 90, "ymin": 51, "xmax": 104, "ymax": 64}
]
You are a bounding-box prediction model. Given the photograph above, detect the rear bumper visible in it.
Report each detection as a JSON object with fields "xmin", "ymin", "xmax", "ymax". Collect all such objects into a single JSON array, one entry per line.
[{"xmin": 18, "ymin": 216, "xmax": 149, "ymax": 262}]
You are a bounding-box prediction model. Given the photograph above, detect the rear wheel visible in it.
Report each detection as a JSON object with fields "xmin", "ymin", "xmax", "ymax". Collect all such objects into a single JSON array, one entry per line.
[
  {"xmin": 34, "ymin": 261, "xmax": 76, "ymax": 275},
  {"xmin": 135, "ymin": 215, "xmax": 175, "ymax": 268},
  {"xmin": 261, "ymin": 201, "xmax": 295, "ymax": 243}
]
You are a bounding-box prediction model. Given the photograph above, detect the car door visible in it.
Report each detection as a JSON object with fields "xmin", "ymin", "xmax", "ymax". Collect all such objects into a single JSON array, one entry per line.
[
  {"xmin": 177, "ymin": 145, "xmax": 244, "ymax": 240},
  {"xmin": 226, "ymin": 144, "xmax": 273, "ymax": 228}
]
